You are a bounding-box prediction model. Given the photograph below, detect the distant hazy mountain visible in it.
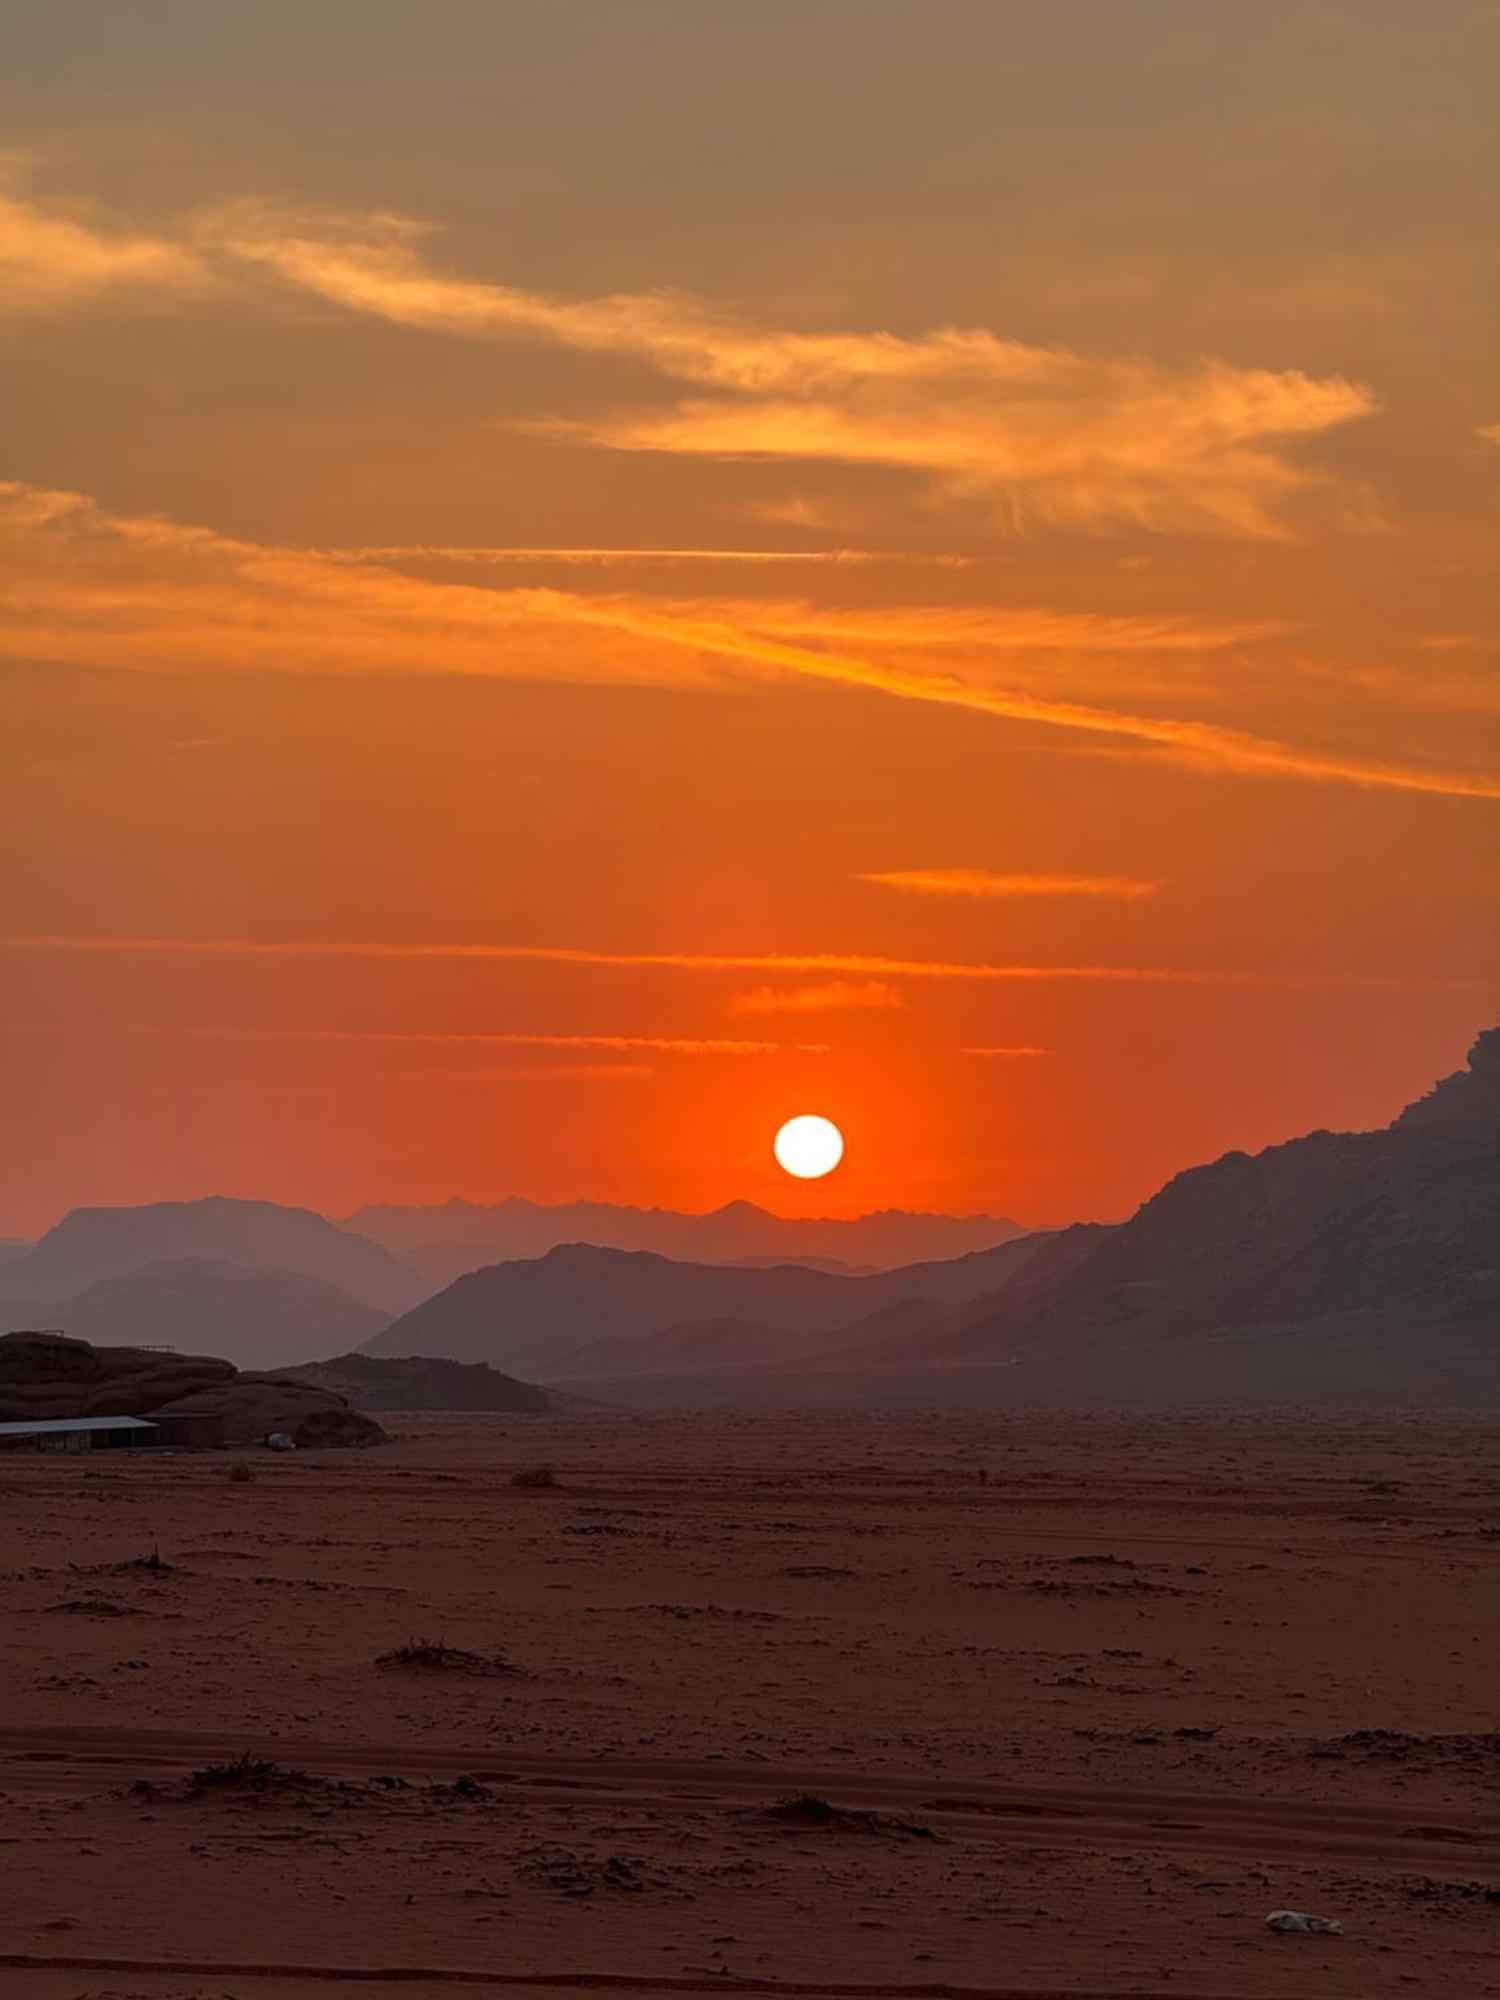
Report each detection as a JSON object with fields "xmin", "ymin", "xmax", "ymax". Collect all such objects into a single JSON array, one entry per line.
[
  {"xmin": 5, "ymin": 1197, "xmax": 426, "ymax": 1312},
  {"xmin": 361, "ymin": 1235, "xmax": 1037, "ymax": 1378},
  {"xmin": 343, "ymin": 1195, "xmax": 1022, "ymax": 1284},
  {"xmin": 0, "ymin": 1257, "xmax": 391, "ymax": 1371},
  {"xmin": 285, "ymin": 1351, "xmax": 557, "ymax": 1412}
]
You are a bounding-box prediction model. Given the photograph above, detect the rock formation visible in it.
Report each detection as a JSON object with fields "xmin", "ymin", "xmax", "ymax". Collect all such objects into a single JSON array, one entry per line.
[{"xmin": 0, "ymin": 1330, "xmax": 384, "ymax": 1447}]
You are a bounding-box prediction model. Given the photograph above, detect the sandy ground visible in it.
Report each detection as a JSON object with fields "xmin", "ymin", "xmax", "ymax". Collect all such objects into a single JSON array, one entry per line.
[{"xmin": 1, "ymin": 1407, "xmax": 1497, "ymax": 2000}]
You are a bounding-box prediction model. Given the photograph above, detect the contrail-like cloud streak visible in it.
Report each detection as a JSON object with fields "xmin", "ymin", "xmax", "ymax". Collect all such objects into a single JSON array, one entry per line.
[
  {"xmin": 4, "ymin": 480, "xmax": 1494, "ymax": 800},
  {"xmin": 1, "ymin": 936, "xmax": 1485, "ymax": 990}
]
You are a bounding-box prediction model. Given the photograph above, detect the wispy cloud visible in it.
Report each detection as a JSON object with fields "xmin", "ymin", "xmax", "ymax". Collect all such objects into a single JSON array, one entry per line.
[
  {"xmin": 745, "ymin": 494, "xmax": 843, "ymax": 531},
  {"xmin": 0, "ymin": 185, "xmax": 209, "ymax": 314},
  {"xmin": 578, "ymin": 602, "xmax": 1498, "ymax": 798},
  {"xmin": 1, "ymin": 936, "xmax": 1484, "ymax": 991},
  {"xmin": 207, "ymin": 197, "xmax": 1377, "ymax": 539},
  {"xmin": 4, "ymin": 479, "xmax": 1495, "ymax": 799},
  {"xmin": 3, "ymin": 1020, "xmax": 814, "ymax": 1055},
  {"xmin": 727, "ymin": 980, "xmax": 904, "ymax": 1015},
  {"xmin": 1, "ymin": 178, "xmax": 1376, "ymax": 538},
  {"xmin": 742, "ymin": 602, "xmax": 1283, "ymax": 652},
  {"xmin": 316, "ymin": 544, "xmax": 969, "ymax": 570},
  {"xmin": 380, "ymin": 1061, "xmax": 654, "ymax": 1082},
  {"xmin": 861, "ymin": 869, "xmax": 1161, "ymax": 900}
]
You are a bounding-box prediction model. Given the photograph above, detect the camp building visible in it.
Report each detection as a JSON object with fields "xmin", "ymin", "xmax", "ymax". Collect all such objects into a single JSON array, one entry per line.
[{"xmin": 0, "ymin": 1415, "xmax": 159, "ymax": 1454}]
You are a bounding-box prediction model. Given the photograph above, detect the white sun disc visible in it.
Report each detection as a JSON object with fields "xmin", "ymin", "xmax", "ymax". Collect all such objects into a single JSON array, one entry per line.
[{"xmin": 773, "ymin": 1114, "xmax": 845, "ymax": 1179}]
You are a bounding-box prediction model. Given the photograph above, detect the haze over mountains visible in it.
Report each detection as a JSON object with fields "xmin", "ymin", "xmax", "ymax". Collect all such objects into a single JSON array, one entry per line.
[
  {"xmin": 3, "ymin": 1031, "xmax": 1495, "ymax": 1403},
  {"xmin": 0, "ymin": 1194, "xmax": 1027, "ymax": 1375},
  {"xmin": 361, "ymin": 1234, "xmax": 1053, "ymax": 1380},
  {"xmin": 363, "ymin": 1030, "xmax": 1500, "ymax": 1407},
  {"xmin": 344, "ymin": 1197, "xmax": 1024, "ymax": 1286},
  {"xmin": 0, "ymin": 1260, "xmax": 391, "ymax": 1373},
  {"xmin": 3, "ymin": 1197, "xmax": 425, "ymax": 1312},
  {"xmin": 0, "ymin": 1198, "xmax": 416, "ymax": 1371}
]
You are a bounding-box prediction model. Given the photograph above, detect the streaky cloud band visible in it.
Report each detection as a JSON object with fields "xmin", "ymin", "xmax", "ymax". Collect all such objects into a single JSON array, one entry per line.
[{"xmin": 1, "ymin": 935, "xmax": 1486, "ymax": 990}]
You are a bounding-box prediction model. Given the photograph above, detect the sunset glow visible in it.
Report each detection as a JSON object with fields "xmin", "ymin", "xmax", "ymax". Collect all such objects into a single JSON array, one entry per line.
[
  {"xmin": 1, "ymin": 18, "xmax": 1493, "ymax": 1995},
  {"xmin": 0, "ymin": 5, "xmax": 1493, "ymax": 1237}
]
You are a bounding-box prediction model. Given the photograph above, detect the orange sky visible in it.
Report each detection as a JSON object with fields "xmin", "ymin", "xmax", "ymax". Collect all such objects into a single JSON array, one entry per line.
[{"xmin": 1, "ymin": 2, "xmax": 1496, "ymax": 1237}]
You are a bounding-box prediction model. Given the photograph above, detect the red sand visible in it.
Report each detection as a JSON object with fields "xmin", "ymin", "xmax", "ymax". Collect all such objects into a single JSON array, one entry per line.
[{"xmin": 1, "ymin": 1408, "xmax": 1497, "ymax": 1998}]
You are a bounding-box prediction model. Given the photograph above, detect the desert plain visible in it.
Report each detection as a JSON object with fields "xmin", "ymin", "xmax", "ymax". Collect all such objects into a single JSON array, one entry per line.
[{"xmin": 2, "ymin": 1407, "xmax": 1497, "ymax": 2000}]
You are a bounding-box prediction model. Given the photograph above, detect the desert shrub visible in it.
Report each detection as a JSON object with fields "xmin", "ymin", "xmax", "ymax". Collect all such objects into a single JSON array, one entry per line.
[
  {"xmin": 84, "ymin": 1549, "xmax": 174, "ymax": 1575},
  {"xmin": 127, "ymin": 1754, "xmax": 309, "ymax": 1804},
  {"xmin": 227, "ymin": 1460, "xmax": 255, "ymax": 1484},
  {"xmin": 375, "ymin": 1637, "xmax": 511, "ymax": 1674},
  {"xmin": 764, "ymin": 1792, "xmax": 935, "ymax": 1839},
  {"xmin": 187, "ymin": 1753, "xmax": 300, "ymax": 1793},
  {"xmin": 773, "ymin": 1792, "xmax": 837, "ymax": 1825},
  {"xmin": 509, "ymin": 1464, "xmax": 557, "ymax": 1489},
  {"xmin": 116, "ymin": 1545, "xmax": 170, "ymax": 1571}
]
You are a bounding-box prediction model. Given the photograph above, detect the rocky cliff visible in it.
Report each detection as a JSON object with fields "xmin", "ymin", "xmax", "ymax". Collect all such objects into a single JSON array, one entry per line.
[
  {"xmin": 932, "ymin": 1028, "xmax": 1500, "ymax": 1401},
  {"xmin": 0, "ymin": 1331, "xmax": 385, "ymax": 1447}
]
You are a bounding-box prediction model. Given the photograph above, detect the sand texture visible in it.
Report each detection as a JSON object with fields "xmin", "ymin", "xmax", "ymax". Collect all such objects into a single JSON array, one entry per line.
[{"xmin": 1, "ymin": 1408, "xmax": 1497, "ymax": 1998}]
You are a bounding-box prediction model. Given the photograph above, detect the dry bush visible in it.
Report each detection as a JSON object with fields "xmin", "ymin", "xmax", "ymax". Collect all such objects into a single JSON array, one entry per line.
[
  {"xmin": 763, "ymin": 1793, "xmax": 935, "ymax": 1839},
  {"xmin": 187, "ymin": 1753, "xmax": 304, "ymax": 1793},
  {"xmin": 375, "ymin": 1637, "xmax": 512, "ymax": 1675},
  {"xmin": 509, "ymin": 1464, "xmax": 557, "ymax": 1489}
]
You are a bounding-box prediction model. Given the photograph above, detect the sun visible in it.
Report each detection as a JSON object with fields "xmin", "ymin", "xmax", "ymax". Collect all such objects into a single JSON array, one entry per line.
[{"xmin": 773, "ymin": 1114, "xmax": 845, "ymax": 1180}]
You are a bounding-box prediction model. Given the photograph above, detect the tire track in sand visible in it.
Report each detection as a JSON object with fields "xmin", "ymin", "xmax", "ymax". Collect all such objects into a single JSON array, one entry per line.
[{"xmin": 0, "ymin": 1721, "xmax": 1494, "ymax": 1872}]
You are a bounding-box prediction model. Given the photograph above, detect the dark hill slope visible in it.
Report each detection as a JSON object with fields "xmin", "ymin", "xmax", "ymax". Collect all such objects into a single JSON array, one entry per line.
[
  {"xmin": 363, "ymin": 1246, "xmax": 883, "ymax": 1376},
  {"xmin": 285, "ymin": 1352, "xmax": 555, "ymax": 1412},
  {"xmin": 554, "ymin": 1230, "xmax": 1110, "ymax": 1396},
  {"xmin": 913, "ymin": 1029, "xmax": 1500, "ymax": 1402},
  {"xmin": 362, "ymin": 1235, "xmax": 1040, "ymax": 1378}
]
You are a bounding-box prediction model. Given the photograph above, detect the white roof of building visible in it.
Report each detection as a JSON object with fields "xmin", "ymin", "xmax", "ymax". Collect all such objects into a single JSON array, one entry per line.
[{"xmin": 0, "ymin": 1415, "xmax": 159, "ymax": 1437}]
